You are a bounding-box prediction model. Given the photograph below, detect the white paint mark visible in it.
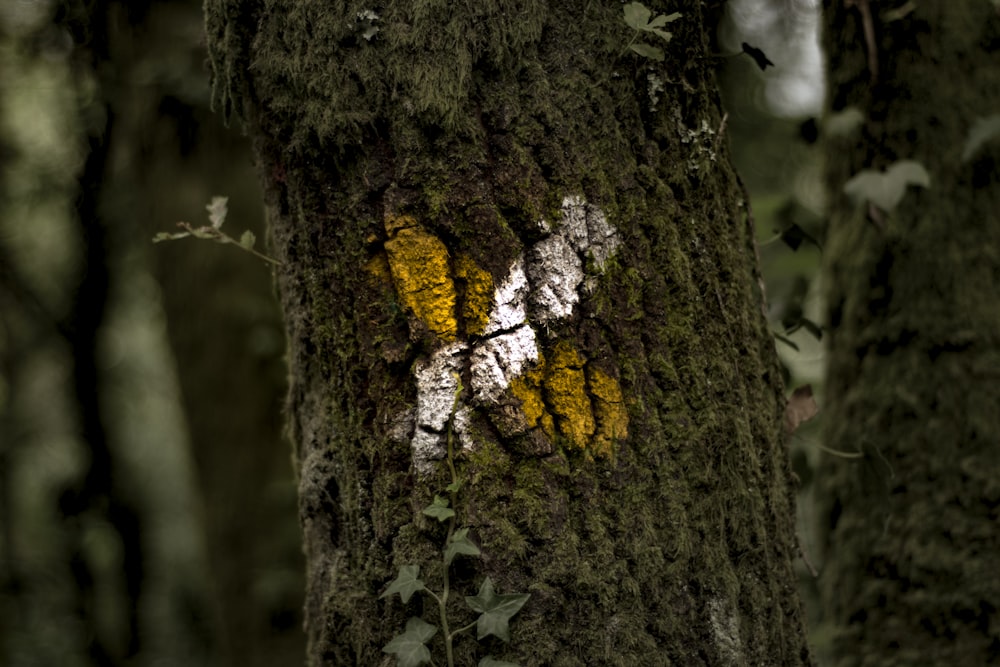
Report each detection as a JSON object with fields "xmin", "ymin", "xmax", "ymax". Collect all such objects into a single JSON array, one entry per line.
[
  {"xmin": 410, "ymin": 428, "xmax": 445, "ymax": 475},
  {"xmin": 401, "ymin": 194, "xmax": 622, "ymax": 475},
  {"xmin": 484, "ymin": 256, "xmax": 529, "ymax": 335},
  {"xmin": 557, "ymin": 195, "xmax": 621, "ymax": 269},
  {"xmin": 469, "ymin": 325, "xmax": 539, "ymax": 403},
  {"xmin": 708, "ymin": 596, "xmax": 743, "ymax": 666},
  {"xmin": 452, "ymin": 405, "xmax": 475, "ymax": 451},
  {"xmin": 525, "ymin": 195, "xmax": 621, "ymax": 324},
  {"xmin": 411, "ymin": 342, "xmax": 466, "ymax": 473},
  {"xmin": 526, "ymin": 233, "xmax": 582, "ymax": 324}
]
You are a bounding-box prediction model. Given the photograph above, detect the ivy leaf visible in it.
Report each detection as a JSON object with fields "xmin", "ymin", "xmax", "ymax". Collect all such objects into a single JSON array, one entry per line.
[
  {"xmin": 479, "ymin": 657, "xmax": 522, "ymax": 667},
  {"xmin": 239, "ymin": 230, "xmax": 256, "ymax": 250},
  {"xmin": 421, "ymin": 495, "xmax": 455, "ymax": 523},
  {"xmin": 741, "ymin": 42, "xmax": 774, "ymax": 70},
  {"xmin": 645, "ymin": 12, "xmax": 680, "ymax": 42},
  {"xmin": 445, "ymin": 480, "xmax": 462, "ymax": 494},
  {"xmin": 465, "ymin": 577, "xmax": 530, "ymax": 642},
  {"xmin": 843, "ymin": 160, "xmax": 930, "ymax": 212},
  {"xmin": 622, "ymin": 2, "xmax": 652, "ymax": 30},
  {"xmin": 382, "ymin": 617, "xmax": 437, "ymax": 667},
  {"xmin": 646, "ymin": 12, "xmax": 682, "ymax": 29},
  {"xmin": 647, "ymin": 27, "xmax": 674, "ymax": 42},
  {"xmin": 380, "ymin": 565, "xmax": 426, "ymax": 604},
  {"xmin": 961, "ymin": 114, "xmax": 1000, "ymax": 162},
  {"xmin": 444, "ymin": 528, "xmax": 480, "ymax": 565},
  {"xmin": 623, "ymin": 4, "xmax": 679, "ymax": 51},
  {"xmin": 629, "ymin": 43, "xmax": 664, "ymax": 61},
  {"xmin": 206, "ymin": 196, "xmax": 228, "ymax": 229}
]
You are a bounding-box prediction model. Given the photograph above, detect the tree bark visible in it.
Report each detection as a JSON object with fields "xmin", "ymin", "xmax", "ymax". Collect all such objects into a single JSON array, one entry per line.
[
  {"xmin": 205, "ymin": 1, "xmax": 812, "ymax": 664},
  {"xmin": 820, "ymin": 2, "xmax": 1000, "ymax": 664}
]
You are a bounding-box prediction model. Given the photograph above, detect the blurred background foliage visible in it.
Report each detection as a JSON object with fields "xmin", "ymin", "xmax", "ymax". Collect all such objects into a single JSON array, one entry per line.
[
  {"xmin": 0, "ymin": 0, "xmax": 827, "ymax": 664},
  {"xmin": 1, "ymin": 1, "xmax": 301, "ymax": 665}
]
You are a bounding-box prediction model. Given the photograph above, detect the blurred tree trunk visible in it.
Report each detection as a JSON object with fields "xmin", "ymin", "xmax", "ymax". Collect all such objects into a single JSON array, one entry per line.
[
  {"xmin": 206, "ymin": 1, "xmax": 812, "ymax": 664},
  {"xmin": 1, "ymin": 1, "xmax": 302, "ymax": 664},
  {"xmin": 57, "ymin": 2, "xmax": 148, "ymax": 662},
  {"xmin": 95, "ymin": 2, "xmax": 305, "ymax": 665},
  {"xmin": 819, "ymin": 2, "xmax": 1000, "ymax": 664}
]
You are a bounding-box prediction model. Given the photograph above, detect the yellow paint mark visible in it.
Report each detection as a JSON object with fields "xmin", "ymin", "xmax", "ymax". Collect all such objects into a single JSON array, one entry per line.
[
  {"xmin": 587, "ymin": 366, "xmax": 629, "ymax": 458},
  {"xmin": 544, "ymin": 342, "xmax": 595, "ymax": 450},
  {"xmin": 454, "ymin": 254, "xmax": 493, "ymax": 336},
  {"xmin": 510, "ymin": 357, "xmax": 555, "ymax": 439},
  {"xmin": 364, "ymin": 252, "xmax": 393, "ymax": 287},
  {"xmin": 383, "ymin": 220, "xmax": 457, "ymax": 340}
]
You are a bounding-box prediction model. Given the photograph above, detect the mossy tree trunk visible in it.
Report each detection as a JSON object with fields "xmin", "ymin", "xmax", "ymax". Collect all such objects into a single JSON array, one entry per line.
[
  {"xmin": 205, "ymin": 2, "xmax": 811, "ymax": 664},
  {"xmin": 820, "ymin": 2, "xmax": 1000, "ymax": 664}
]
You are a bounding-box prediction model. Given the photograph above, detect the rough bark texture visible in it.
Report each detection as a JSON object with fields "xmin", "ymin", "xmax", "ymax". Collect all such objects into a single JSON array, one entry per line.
[
  {"xmin": 205, "ymin": 1, "xmax": 811, "ymax": 664},
  {"xmin": 820, "ymin": 2, "xmax": 1000, "ymax": 665}
]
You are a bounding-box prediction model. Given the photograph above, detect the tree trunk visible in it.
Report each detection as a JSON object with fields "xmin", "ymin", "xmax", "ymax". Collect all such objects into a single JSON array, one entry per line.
[
  {"xmin": 820, "ymin": 2, "xmax": 1000, "ymax": 664},
  {"xmin": 205, "ymin": 2, "xmax": 812, "ymax": 664}
]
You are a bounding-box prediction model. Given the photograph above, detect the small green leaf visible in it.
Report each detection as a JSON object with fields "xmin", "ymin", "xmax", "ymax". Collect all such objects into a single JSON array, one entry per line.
[
  {"xmin": 843, "ymin": 160, "xmax": 930, "ymax": 212},
  {"xmin": 380, "ymin": 565, "xmax": 426, "ymax": 603},
  {"xmin": 445, "ymin": 480, "xmax": 462, "ymax": 494},
  {"xmin": 961, "ymin": 113, "xmax": 1000, "ymax": 162},
  {"xmin": 240, "ymin": 230, "xmax": 256, "ymax": 250},
  {"xmin": 647, "ymin": 27, "xmax": 673, "ymax": 43},
  {"xmin": 152, "ymin": 231, "xmax": 189, "ymax": 242},
  {"xmin": 206, "ymin": 196, "xmax": 228, "ymax": 229},
  {"xmin": 629, "ymin": 43, "xmax": 664, "ymax": 61},
  {"xmin": 479, "ymin": 657, "xmax": 521, "ymax": 667},
  {"xmin": 382, "ymin": 617, "xmax": 437, "ymax": 667},
  {"xmin": 422, "ymin": 495, "xmax": 455, "ymax": 522},
  {"xmin": 465, "ymin": 577, "xmax": 530, "ymax": 642},
  {"xmin": 189, "ymin": 226, "xmax": 218, "ymax": 240},
  {"xmin": 444, "ymin": 528, "xmax": 480, "ymax": 565},
  {"xmin": 623, "ymin": 2, "xmax": 652, "ymax": 30},
  {"xmin": 645, "ymin": 12, "xmax": 681, "ymax": 29}
]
